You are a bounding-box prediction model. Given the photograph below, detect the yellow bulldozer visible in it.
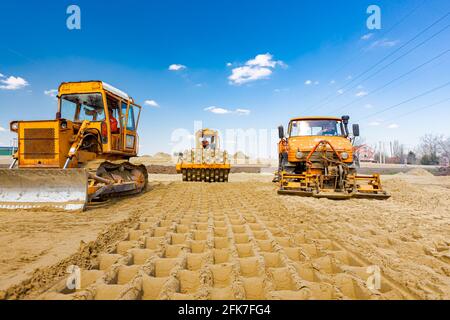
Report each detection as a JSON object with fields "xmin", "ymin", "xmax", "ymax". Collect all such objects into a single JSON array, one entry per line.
[
  {"xmin": 0, "ymin": 81, "xmax": 148, "ymax": 211},
  {"xmin": 275, "ymin": 116, "xmax": 390, "ymax": 199},
  {"xmin": 176, "ymin": 128, "xmax": 231, "ymax": 182}
]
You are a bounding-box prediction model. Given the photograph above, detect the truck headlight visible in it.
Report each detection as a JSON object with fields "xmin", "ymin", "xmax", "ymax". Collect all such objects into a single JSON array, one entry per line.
[
  {"xmin": 10, "ymin": 121, "xmax": 19, "ymax": 132},
  {"xmin": 341, "ymin": 152, "xmax": 349, "ymax": 160},
  {"xmin": 296, "ymin": 151, "xmax": 304, "ymax": 159}
]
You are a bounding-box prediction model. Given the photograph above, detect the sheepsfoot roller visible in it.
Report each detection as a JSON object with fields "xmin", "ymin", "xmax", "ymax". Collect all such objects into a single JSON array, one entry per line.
[
  {"xmin": 276, "ymin": 115, "xmax": 390, "ymax": 200},
  {"xmin": 178, "ymin": 165, "xmax": 230, "ymax": 182},
  {"xmin": 176, "ymin": 128, "xmax": 231, "ymax": 183},
  {"xmin": 1, "ymin": 81, "xmax": 149, "ymax": 212}
]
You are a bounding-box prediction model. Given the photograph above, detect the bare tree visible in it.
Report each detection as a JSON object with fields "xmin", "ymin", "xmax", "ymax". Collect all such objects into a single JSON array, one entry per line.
[
  {"xmin": 439, "ymin": 137, "xmax": 450, "ymax": 160},
  {"xmin": 392, "ymin": 140, "xmax": 406, "ymax": 163},
  {"xmin": 418, "ymin": 134, "xmax": 443, "ymax": 165}
]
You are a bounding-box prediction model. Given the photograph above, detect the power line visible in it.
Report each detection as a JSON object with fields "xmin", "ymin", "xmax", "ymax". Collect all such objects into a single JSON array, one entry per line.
[
  {"xmin": 306, "ymin": 11, "xmax": 450, "ymax": 112},
  {"xmin": 385, "ymin": 97, "xmax": 450, "ymax": 121},
  {"xmin": 360, "ymin": 80, "xmax": 450, "ymax": 120},
  {"xmin": 315, "ymin": 21, "xmax": 450, "ymax": 113},
  {"xmin": 305, "ymin": 0, "xmax": 428, "ymax": 112},
  {"xmin": 337, "ymin": 12, "xmax": 450, "ymax": 92},
  {"xmin": 330, "ymin": 48, "xmax": 450, "ymax": 113},
  {"xmin": 326, "ymin": 0, "xmax": 428, "ymax": 80}
]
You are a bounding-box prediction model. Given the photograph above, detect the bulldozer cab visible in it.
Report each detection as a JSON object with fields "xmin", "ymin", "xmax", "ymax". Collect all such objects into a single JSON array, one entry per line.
[{"xmin": 58, "ymin": 81, "xmax": 142, "ymax": 155}]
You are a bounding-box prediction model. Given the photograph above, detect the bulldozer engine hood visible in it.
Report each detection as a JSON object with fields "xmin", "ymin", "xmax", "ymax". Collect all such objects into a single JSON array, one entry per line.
[{"xmin": 287, "ymin": 136, "xmax": 353, "ymax": 162}]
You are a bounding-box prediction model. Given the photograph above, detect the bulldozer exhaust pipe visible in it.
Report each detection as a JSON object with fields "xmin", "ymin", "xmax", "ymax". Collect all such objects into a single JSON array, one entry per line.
[{"xmin": 0, "ymin": 169, "xmax": 89, "ymax": 211}]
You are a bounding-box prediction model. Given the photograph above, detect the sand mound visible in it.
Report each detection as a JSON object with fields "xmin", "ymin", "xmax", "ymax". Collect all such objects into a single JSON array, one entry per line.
[
  {"xmin": 406, "ymin": 168, "xmax": 434, "ymax": 177},
  {"xmin": 152, "ymin": 152, "xmax": 172, "ymax": 162},
  {"xmin": 131, "ymin": 153, "xmax": 173, "ymax": 166}
]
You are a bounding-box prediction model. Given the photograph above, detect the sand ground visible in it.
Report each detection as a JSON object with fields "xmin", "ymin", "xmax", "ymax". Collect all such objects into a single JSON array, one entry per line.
[{"xmin": 0, "ymin": 171, "xmax": 449, "ymax": 300}]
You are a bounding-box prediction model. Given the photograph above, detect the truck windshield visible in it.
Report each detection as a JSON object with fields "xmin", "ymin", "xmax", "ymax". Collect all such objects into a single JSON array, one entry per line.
[
  {"xmin": 290, "ymin": 120, "xmax": 343, "ymax": 137},
  {"xmin": 60, "ymin": 93, "xmax": 105, "ymax": 122}
]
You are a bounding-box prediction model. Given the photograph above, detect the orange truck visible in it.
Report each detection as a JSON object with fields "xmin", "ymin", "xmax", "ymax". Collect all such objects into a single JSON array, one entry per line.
[{"xmin": 276, "ymin": 116, "xmax": 390, "ymax": 199}]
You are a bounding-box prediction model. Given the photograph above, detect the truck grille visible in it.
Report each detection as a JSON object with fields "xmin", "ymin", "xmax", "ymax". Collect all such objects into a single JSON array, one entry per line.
[{"xmin": 23, "ymin": 128, "xmax": 56, "ymax": 159}]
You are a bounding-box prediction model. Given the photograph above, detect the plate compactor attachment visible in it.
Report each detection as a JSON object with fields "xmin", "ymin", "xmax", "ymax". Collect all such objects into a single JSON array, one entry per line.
[
  {"xmin": 278, "ymin": 171, "xmax": 391, "ymax": 200},
  {"xmin": 278, "ymin": 139, "xmax": 390, "ymax": 200}
]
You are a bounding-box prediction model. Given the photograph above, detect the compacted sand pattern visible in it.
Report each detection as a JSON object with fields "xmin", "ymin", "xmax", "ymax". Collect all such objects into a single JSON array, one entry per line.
[{"xmin": 0, "ymin": 172, "xmax": 449, "ymax": 300}]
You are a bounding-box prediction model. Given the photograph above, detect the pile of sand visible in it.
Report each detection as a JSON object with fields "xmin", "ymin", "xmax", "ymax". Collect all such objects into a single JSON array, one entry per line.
[
  {"xmin": 406, "ymin": 168, "xmax": 434, "ymax": 177},
  {"xmin": 152, "ymin": 152, "xmax": 172, "ymax": 162},
  {"xmin": 131, "ymin": 153, "xmax": 174, "ymax": 166},
  {"xmin": 233, "ymin": 151, "xmax": 250, "ymax": 160}
]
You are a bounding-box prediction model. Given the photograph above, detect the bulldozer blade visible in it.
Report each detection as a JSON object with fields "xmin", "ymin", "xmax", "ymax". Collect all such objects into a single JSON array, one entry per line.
[{"xmin": 0, "ymin": 169, "xmax": 88, "ymax": 211}]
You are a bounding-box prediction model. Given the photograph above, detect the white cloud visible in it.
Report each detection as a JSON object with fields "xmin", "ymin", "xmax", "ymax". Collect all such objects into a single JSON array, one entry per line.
[
  {"xmin": 0, "ymin": 126, "xmax": 6, "ymax": 132},
  {"xmin": 144, "ymin": 100, "xmax": 159, "ymax": 108},
  {"xmin": 346, "ymin": 75, "xmax": 353, "ymax": 80},
  {"xmin": 229, "ymin": 65, "xmax": 272, "ymax": 85},
  {"xmin": 168, "ymin": 64, "xmax": 187, "ymax": 71},
  {"xmin": 337, "ymin": 89, "xmax": 344, "ymax": 94},
  {"xmin": 364, "ymin": 104, "xmax": 374, "ymax": 109},
  {"xmin": 246, "ymin": 53, "xmax": 285, "ymax": 68},
  {"xmin": 0, "ymin": 73, "xmax": 4, "ymax": 78},
  {"xmin": 44, "ymin": 89, "xmax": 58, "ymax": 98},
  {"xmin": 274, "ymin": 88, "xmax": 289, "ymax": 93},
  {"xmin": 204, "ymin": 106, "xmax": 250, "ymax": 115},
  {"xmin": 355, "ymin": 91, "xmax": 368, "ymax": 97},
  {"xmin": 388, "ymin": 123, "xmax": 399, "ymax": 129},
  {"xmin": 204, "ymin": 106, "xmax": 231, "ymax": 114},
  {"xmin": 368, "ymin": 121, "xmax": 381, "ymax": 126},
  {"xmin": 361, "ymin": 33, "xmax": 374, "ymax": 40},
  {"xmin": 235, "ymin": 108, "xmax": 251, "ymax": 115},
  {"xmin": 305, "ymin": 80, "xmax": 319, "ymax": 85},
  {"xmin": 0, "ymin": 76, "xmax": 29, "ymax": 90},
  {"xmin": 330, "ymin": 80, "xmax": 336, "ymax": 85},
  {"xmin": 228, "ymin": 53, "xmax": 286, "ymax": 85},
  {"xmin": 370, "ymin": 39, "xmax": 399, "ymax": 48},
  {"xmin": 226, "ymin": 62, "xmax": 233, "ymax": 67}
]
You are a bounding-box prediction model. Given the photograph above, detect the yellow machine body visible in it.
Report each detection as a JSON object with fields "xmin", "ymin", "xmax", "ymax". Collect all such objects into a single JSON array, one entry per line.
[
  {"xmin": 176, "ymin": 129, "xmax": 231, "ymax": 182},
  {"xmin": 0, "ymin": 81, "xmax": 148, "ymax": 211}
]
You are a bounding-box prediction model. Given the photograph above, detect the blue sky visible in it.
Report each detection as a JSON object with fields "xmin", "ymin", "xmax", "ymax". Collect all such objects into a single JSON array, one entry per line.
[{"xmin": 0, "ymin": 0, "xmax": 449, "ymax": 156}]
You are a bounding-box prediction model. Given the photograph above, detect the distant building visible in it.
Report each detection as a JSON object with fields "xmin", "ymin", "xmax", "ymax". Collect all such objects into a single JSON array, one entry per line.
[
  {"xmin": 355, "ymin": 145, "xmax": 376, "ymax": 163},
  {"xmin": 0, "ymin": 146, "xmax": 16, "ymax": 156}
]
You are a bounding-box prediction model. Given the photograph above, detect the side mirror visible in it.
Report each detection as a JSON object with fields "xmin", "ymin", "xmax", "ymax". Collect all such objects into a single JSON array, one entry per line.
[
  {"xmin": 342, "ymin": 115, "xmax": 350, "ymax": 124},
  {"xmin": 352, "ymin": 124, "xmax": 360, "ymax": 137},
  {"xmin": 278, "ymin": 125, "xmax": 285, "ymax": 139}
]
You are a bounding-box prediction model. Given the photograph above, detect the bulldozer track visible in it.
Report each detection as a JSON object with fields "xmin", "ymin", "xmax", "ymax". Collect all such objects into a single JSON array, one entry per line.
[{"xmin": 5, "ymin": 181, "xmax": 420, "ymax": 300}]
